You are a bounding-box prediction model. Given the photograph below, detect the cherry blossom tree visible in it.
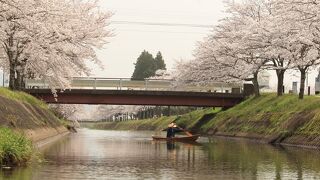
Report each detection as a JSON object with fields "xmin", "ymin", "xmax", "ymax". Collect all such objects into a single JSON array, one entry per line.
[
  {"xmin": 256, "ymin": 14, "xmax": 294, "ymax": 96},
  {"xmin": 0, "ymin": 0, "xmax": 112, "ymax": 91},
  {"xmin": 50, "ymin": 104, "xmax": 84, "ymax": 120},
  {"xmin": 93, "ymin": 105, "xmax": 143, "ymax": 121},
  {"xmin": 271, "ymin": 0, "xmax": 320, "ymax": 99},
  {"xmin": 175, "ymin": 0, "xmax": 320, "ymax": 99},
  {"xmin": 181, "ymin": 0, "xmax": 274, "ymax": 97},
  {"xmin": 150, "ymin": 69, "xmax": 172, "ymax": 80}
]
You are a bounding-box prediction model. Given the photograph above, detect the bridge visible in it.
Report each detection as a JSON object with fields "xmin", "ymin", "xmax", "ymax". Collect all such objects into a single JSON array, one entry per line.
[{"xmin": 24, "ymin": 78, "xmax": 252, "ymax": 107}]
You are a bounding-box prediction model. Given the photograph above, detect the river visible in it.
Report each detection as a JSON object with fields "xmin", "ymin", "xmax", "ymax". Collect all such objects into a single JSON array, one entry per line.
[{"xmin": 1, "ymin": 129, "xmax": 320, "ymax": 180}]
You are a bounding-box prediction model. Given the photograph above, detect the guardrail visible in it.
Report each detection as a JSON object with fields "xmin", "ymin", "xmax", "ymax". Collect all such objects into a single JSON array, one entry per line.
[{"xmin": 25, "ymin": 77, "xmax": 243, "ymax": 93}]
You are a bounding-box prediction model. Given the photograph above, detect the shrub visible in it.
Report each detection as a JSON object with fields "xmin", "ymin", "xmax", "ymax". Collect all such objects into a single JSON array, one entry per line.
[{"xmin": 0, "ymin": 127, "xmax": 33, "ymax": 166}]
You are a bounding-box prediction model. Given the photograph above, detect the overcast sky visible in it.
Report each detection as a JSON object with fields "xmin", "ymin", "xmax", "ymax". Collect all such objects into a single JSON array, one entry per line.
[
  {"xmin": 92, "ymin": 0, "xmax": 226, "ymax": 78},
  {"xmin": 0, "ymin": 0, "xmax": 318, "ymax": 92}
]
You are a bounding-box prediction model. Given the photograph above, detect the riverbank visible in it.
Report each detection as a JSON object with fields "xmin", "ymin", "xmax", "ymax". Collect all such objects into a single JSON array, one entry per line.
[
  {"xmin": 204, "ymin": 94, "xmax": 320, "ymax": 148},
  {"xmin": 91, "ymin": 108, "xmax": 219, "ymax": 133},
  {"xmin": 91, "ymin": 94, "xmax": 320, "ymax": 148},
  {"xmin": 0, "ymin": 88, "xmax": 68, "ymax": 166}
]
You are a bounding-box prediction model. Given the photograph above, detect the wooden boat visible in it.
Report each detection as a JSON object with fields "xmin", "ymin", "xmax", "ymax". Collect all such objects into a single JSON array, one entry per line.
[{"xmin": 152, "ymin": 135, "xmax": 200, "ymax": 142}]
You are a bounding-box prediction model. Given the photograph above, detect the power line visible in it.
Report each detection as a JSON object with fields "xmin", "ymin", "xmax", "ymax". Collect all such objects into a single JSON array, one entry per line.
[
  {"xmin": 115, "ymin": 28, "xmax": 208, "ymax": 35},
  {"xmin": 111, "ymin": 20, "xmax": 213, "ymax": 28}
]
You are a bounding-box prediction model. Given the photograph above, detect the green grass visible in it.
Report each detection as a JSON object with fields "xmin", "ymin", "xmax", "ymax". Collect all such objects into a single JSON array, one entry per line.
[
  {"xmin": 0, "ymin": 127, "xmax": 33, "ymax": 166},
  {"xmin": 201, "ymin": 93, "xmax": 320, "ymax": 135},
  {"xmin": 176, "ymin": 108, "xmax": 220, "ymax": 129},
  {"xmin": 91, "ymin": 108, "xmax": 220, "ymax": 132},
  {"xmin": 0, "ymin": 88, "xmax": 47, "ymax": 109}
]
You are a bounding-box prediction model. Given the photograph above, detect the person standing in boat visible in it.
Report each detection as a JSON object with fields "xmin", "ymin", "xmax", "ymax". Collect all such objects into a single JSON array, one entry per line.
[{"xmin": 166, "ymin": 122, "xmax": 183, "ymax": 138}]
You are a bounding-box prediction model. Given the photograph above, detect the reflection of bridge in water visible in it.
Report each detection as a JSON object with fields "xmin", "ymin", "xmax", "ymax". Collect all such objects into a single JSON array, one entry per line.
[{"xmin": 24, "ymin": 78, "xmax": 252, "ymax": 107}]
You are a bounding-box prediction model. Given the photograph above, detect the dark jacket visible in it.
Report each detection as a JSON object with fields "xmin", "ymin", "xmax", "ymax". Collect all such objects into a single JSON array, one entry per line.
[{"xmin": 165, "ymin": 127, "xmax": 183, "ymax": 138}]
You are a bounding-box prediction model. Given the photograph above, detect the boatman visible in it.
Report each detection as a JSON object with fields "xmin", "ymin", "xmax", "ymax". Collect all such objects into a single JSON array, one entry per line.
[{"xmin": 166, "ymin": 122, "xmax": 183, "ymax": 138}]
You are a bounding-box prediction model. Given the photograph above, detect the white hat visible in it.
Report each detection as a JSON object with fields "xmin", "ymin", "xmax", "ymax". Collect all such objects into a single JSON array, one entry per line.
[{"xmin": 168, "ymin": 122, "xmax": 175, "ymax": 127}]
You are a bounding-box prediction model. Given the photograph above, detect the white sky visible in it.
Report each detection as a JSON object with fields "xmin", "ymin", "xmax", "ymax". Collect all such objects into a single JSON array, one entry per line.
[
  {"xmin": 92, "ymin": 0, "xmax": 226, "ymax": 78},
  {"xmin": 1, "ymin": 0, "xmax": 318, "ymax": 93}
]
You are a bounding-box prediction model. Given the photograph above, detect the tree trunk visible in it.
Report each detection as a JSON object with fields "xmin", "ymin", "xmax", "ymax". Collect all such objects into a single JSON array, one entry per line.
[
  {"xmin": 299, "ymin": 68, "xmax": 306, "ymax": 99},
  {"xmin": 276, "ymin": 69, "xmax": 285, "ymax": 96},
  {"xmin": 9, "ymin": 63, "xmax": 16, "ymax": 90},
  {"xmin": 252, "ymin": 72, "xmax": 260, "ymax": 97},
  {"xmin": 7, "ymin": 46, "xmax": 16, "ymax": 90},
  {"xmin": 6, "ymin": 32, "xmax": 25, "ymax": 91},
  {"xmin": 16, "ymin": 71, "xmax": 22, "ymax": 90},
  {"xmin": 7, "ymin": 34, "xmax": 18, "ymax": 91},
  {"xmin": 16, "ymin": 63, "xmax": 27, "ymax": 90}
]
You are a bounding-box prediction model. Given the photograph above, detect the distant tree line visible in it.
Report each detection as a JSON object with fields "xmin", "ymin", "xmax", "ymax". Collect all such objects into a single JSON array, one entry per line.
[
  {"xmin": 136, "ymin": 106, "xmax": 198, "ymax": 119},
  {"xmin": 100, "ymin": 106, "xmax": 199, "ymax": 122}
]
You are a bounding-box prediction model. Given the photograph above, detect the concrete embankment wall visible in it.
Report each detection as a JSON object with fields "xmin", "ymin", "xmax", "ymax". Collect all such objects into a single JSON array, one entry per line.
[{"xmin": 0, "ymin": 95, "xmax": 68, "ymax": 143}]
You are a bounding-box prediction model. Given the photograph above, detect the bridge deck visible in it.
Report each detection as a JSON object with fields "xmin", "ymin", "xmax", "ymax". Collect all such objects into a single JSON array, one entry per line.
[
  {"xmin": 25, "ymin": 78, "xmax": 242, "ymax": 92},
  {"xmin": 26, "ymin": 89, "xmax": 244, "ymax": 107}
]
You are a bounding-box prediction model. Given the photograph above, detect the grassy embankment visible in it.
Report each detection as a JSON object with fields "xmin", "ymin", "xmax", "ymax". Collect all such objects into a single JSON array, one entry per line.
[
  {"xmin": 0, "ymin": 88, "xmax": 62, "ymax": 166},
  {"xmin": 0, "ymin": 88, "xmax": 43, "ymax": 166},
  {"xmin": 92, "ymin": 108, "xmax": 220, "ymax": 133},
  {"xmin": 0, "ymin": 88, "xmax": 47, "ymax": 109},
  {"xmin": 92, "ymin": 94, "xmax": 320, "ymax": 147},
  {"xmin": 202, "ymin": 94, "xmax": 320, "ymax": 146},
  {"xmin": 0, "ymin": 87, "xmax": 65, "ymax": 132}
]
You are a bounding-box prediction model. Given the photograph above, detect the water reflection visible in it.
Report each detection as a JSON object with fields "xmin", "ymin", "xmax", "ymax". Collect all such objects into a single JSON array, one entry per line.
[
  {"xmin": 202, "ymin": 137, "xmax": 320, "ymax": 179},
  {"xmin": 1, "ymin": 129, "xmax": 320, "ymax": 179},
  {"xmin": 166, "ymin": 141, "xmax": 175, "ymax": 150}
]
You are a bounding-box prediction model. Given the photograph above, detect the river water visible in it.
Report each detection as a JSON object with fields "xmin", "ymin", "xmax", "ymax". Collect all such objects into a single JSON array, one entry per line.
[{"xmin": 1, "ymin": 129, "xmax": 320, "ymax": 180}]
